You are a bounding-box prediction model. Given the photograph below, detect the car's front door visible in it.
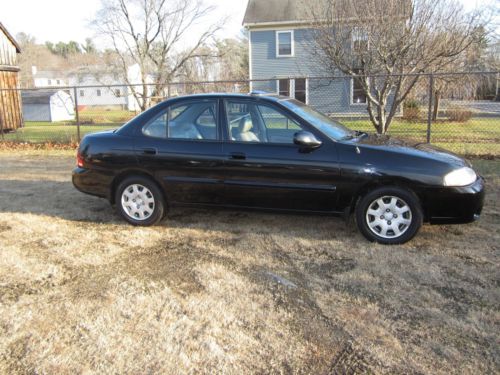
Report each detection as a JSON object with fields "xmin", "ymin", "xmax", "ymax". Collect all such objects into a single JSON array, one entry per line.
[
  {"xmin": 221, "ymin": 99, "xmax": 341, "ymax": 212},
  {"xmin": 134, "ymin": 98, "xmax": 225, "ymax": 205}
]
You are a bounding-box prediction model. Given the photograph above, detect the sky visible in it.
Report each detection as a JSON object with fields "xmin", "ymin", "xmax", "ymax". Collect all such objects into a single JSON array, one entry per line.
[
  {"xmin": 0, "ymin": 0, "xmax": 495, "ymax": 47},
  {"xmin": 1, "ymin": 0, "xmax": 249, "ymax": 46}
]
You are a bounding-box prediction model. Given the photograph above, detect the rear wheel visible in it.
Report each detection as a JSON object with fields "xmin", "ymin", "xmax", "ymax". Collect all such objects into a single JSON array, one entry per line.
[
  {"xmin": 356, "ymin": 186, "xmax": 423, "ymax": 244},
  {"xmin": 115, "ymin": 176, "xmax": 165, "ymax": 226}
]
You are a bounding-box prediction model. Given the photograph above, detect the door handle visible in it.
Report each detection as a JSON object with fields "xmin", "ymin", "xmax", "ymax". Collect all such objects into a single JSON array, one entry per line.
[
  {"xmin": 141, "ymin": 148, "xmax": 157, "ymax": 155},
  {"xmin": 229, "ymin": 152, "xmax": 246, "ymax": 160}
]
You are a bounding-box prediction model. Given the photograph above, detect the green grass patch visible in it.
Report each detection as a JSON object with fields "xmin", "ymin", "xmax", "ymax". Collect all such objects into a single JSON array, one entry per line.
[
  {"xmin": 78, "ymin": 108, "xmax": 137, "ymax": 124},
  {"xmin": 2, "ymin": 122, "xmax": 118, "ymax": 143},
  {"xmin": 342, "ymin": 117, "xmax": 500, "ymax": 156}
]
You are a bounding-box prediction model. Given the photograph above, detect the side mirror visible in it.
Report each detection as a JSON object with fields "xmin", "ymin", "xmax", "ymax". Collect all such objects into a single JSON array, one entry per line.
[{"xmin": 293, "ymin": 131, "xmax": 322, "ymax": 151}]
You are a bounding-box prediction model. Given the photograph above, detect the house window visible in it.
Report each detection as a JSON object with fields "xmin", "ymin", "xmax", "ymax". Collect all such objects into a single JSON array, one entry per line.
[
  {"xmin": 56, "ymin": 79, "xmax": 61, "ymax": 85},
  {"xmin": 48, "ymin": 79, "xmax": 52, "ymax": 85},
  {"xmin": 96, "ymin": 89, "xmax": 102, "ymax": 97},
  {"xmin": 278, "ymin": 79, "xmax": 290, "ymax": 96},
  {"xmin": 79, "ymin": 90, "xmax": 85, "ymax": 97},
  {"xmin": 352, "ymin": 27, "xmax": 368, "ymax": 53},
  {"xmin": 294, "ymin": 78, "xmax": 307, "ymax": 104},
  {"xmin": 277, "ymin": 78, "xmax": 308, "ymax": 104},
  {"xmin": 276, "ymin": 30, "xmax": 293, "ymax": 57},
  {"xmin": 351, "ymin": 69, "xmax": 367, "ymax": 104},
  {"xmin": 115, "ymin": 89, "xmax": 121, "ymax": 97}
]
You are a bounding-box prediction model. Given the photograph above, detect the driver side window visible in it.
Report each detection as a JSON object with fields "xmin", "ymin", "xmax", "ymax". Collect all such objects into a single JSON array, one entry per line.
[
  {"xmin": 256, "ymin": 104, "xmax": 302, "ymax": 144},
  {"xmin": 225, "ymin": 100, "xmax": 303, "ymax": 144}
]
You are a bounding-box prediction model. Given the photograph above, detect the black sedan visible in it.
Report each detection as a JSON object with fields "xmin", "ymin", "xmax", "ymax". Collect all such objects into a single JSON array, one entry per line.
[{"xmin": 73, "ymin": 93, "xmax": 485, "ymax": 244}]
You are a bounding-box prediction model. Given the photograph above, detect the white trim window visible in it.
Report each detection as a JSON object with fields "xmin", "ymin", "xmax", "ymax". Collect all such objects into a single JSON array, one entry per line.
[
  {"xmin": 276, "ymin": 78, "xmax": 308, "ymax": 104},
  {"xmin": 351, "ymin": 68, "xmax": 367, "ymax": 105},
  {"xmin": 351, "ymin": 27, "xmax": 369, "ymax": 53},
  {"xmin": 276, "ymin": 30, "xmax": 294, "ymax": 57}
]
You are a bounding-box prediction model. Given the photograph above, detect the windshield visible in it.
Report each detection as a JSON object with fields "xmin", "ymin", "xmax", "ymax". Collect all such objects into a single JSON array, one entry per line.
[{"xmin": 280, "ymin": 99, "xmax": 354, "ymax": 140}]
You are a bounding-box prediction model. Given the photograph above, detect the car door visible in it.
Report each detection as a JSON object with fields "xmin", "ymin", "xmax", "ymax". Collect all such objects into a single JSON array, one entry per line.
[
  {"xmin": 221, "ymin": 98, "xmax": 341, "ymax": 212},
  {"xmin": 134, "ymin": 98, "xmax": 225, "ymax": 205}
]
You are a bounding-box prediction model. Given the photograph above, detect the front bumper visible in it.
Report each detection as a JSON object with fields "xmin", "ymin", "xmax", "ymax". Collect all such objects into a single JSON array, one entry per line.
[{"xmin": 424, "ymin": 177, "xmax": 485, "ymax": 224}]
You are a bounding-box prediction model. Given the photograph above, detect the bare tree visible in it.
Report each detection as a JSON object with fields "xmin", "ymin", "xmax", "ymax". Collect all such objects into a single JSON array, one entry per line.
[
  {"xmin": 307, "ymin": 0, "xmax": 486, "ymax": 134},
  {"xmin": 93, "ymin": 0, "xmax": 224, "ymax": 110},
  {"xmin": 178, "ymin": 35, "xmax": 249, "ymax": 93}
]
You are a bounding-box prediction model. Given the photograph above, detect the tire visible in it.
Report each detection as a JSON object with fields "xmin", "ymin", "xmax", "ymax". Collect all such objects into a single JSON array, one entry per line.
[
  {"xmin": 355, "ymin": 186, "xmax": 423, "ymax": 245},
  {"xmin": 115, "ymin": 176, "xmax": 165, "ymax": 226}
]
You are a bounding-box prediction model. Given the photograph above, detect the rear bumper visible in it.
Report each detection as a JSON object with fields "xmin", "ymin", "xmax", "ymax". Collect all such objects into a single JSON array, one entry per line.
[
  {"xmin": 72, "ymin": 167, "xmax": 111, "ymax": 199},
  {"xmin": 424, "ymin": 177, "xmax": 485, "ymax": 224}
]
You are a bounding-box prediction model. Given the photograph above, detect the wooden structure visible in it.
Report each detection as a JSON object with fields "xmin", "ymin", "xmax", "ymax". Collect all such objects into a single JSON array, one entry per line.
[{"xmin": 0, "ymin": 22, "xmax": 22, "ymax": 132}]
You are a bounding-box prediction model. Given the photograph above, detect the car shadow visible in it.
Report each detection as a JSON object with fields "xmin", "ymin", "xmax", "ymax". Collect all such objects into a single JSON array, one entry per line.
[{"xmin": 0, "ymin": 178, "xmax": 360, "ymax": 241}]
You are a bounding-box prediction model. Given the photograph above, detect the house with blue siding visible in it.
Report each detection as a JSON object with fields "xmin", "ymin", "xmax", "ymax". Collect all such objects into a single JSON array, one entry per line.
[{"xmin": 243, "ymin": 0, "xmax": 371, "ymax": 116}]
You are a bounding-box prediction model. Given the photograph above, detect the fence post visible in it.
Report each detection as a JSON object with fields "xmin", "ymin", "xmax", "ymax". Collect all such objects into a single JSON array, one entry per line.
[
  {"xmin": 427, "ymin": 74, "xmax": 434, "ymax": 143},
  {"xmin": 73, "ymin": 86, "xmax": 81, "ymax": 142},
  {"xmin": 496, "ymin": 72, "xmax": 500, "ymax": 101}
]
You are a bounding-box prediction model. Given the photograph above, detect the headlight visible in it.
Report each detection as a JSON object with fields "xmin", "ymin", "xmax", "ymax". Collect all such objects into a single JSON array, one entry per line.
[{"xmin": 443, "ymin": 167, "xmax": 477, "ymax": 187}]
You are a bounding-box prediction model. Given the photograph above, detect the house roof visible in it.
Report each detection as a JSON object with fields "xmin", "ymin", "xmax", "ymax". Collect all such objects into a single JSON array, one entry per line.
[
  {"xmin": 34, "ymin": 70, "xmax": 69, "ymax": 79},
  {"xmin": 243, "ymin": 0, "xmax": 318, "ymax": 26},
  {"xmin": 243, "ymin": 0, "xmax": 412, "ymax": 27},
  {"xmin": 21, "ymin": 90, "xmax": 65, "ymax": 104},
  {"xmin": 0, "ymin": 22, "xmax": 21, "ymax": 53}
]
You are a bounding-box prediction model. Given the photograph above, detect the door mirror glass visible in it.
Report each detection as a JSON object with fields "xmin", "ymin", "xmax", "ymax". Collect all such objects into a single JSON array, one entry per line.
[{"xmin": 293, "ymin": 131, "xmax": 322, "ymax": 149}]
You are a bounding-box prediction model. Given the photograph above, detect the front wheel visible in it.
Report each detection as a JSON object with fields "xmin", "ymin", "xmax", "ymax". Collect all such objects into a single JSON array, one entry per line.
[
  {"xmin": 356, "ymin": 186, "xmax": 423, "ymax": 244},
  {"xmin": 115, "ymin": 176, "xmax": 165, "ymax": 226}
]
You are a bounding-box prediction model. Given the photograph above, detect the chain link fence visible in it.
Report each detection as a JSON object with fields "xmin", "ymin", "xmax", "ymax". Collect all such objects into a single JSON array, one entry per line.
[{"xmin": 0, "ymin": 72, "xmax": 498, "ymax": 157}]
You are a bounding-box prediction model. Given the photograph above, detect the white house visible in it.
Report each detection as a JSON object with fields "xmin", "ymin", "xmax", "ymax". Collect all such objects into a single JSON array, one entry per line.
[
  {"xmin": 66, "ymin": 64, "xmax": 155, "ymax": 111},
  {"xmin": 31, "ymin": 64, "xmax": 158, "ymax": 111},
  {"xmin": 68, "ymin": 69, "xmax": 128, "ymax": 109},
  {"xmin": 125, "ymin": 64, "xmax": 155, "ymax": 111},
  {"xmin": 32, "ymin": 67, "xmax": 69, "ymax": 88},
  {"xmin": 21, "ymin": 90, "xmax": 75, "ymax": 122}
]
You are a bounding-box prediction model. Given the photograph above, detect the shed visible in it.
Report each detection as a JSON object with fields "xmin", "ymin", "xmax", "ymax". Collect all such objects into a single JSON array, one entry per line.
[
  {"xmin": 0, "ymin": 22, "xmax": 22, "ymax": 132},
  {"xmin": 21, "ymin": 90, "xmax": 75, "ymax": 122}
]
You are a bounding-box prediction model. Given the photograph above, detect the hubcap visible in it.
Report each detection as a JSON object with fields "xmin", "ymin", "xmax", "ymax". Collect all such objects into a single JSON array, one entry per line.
[
  {"xmin": 121, "ymin": 184, "xmax": 155, "ymax": 221},
  {"xmin": 365, "ymin": 196, "xmax": 412, "ymax": 239}
]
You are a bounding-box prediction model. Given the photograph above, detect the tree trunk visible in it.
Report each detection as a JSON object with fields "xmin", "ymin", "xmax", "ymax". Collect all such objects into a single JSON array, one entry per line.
[
  {"xmin": 378, "ymin": 98, "xmax": 388, "ymax": 134},
  {"xmin": 432, "ymin": 90, "xmax": 440, "ymax": 121}
]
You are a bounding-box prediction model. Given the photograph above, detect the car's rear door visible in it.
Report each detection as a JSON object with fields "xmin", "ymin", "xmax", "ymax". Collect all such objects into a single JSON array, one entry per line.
[
  {"xmin": 134, "ymin": 98, "xmax": 225, "ymax": 205},
  {"xmin": 221, "ymin": 98, "xmax": 341, "ymax": 212}
]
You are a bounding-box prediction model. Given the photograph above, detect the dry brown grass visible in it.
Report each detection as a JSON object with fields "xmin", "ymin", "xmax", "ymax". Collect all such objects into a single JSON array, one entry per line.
[{"xmin": 0, "ymin": 152, "xmax": 498, "ymax": 374}]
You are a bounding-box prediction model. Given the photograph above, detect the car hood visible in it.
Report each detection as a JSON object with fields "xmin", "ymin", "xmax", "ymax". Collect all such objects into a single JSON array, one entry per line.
[{"xmin": 354, "ymin": 134, "xmax": 470, "ymax": 167}]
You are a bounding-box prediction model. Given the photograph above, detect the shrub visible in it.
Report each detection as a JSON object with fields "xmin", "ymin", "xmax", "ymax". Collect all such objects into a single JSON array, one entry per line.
[
  {"xmin": 403, "ymin": 99, "xmax": 421, "ymax": 121},
  {"xmin": 446, "ymin": 107, "xmax": 473, "ymax": 122}
]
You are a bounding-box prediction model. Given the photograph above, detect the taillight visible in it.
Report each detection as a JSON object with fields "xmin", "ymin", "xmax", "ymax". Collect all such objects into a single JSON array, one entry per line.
[{"xmin": 76, "ymin": 149, "xmax": 84, "ymax": 168}]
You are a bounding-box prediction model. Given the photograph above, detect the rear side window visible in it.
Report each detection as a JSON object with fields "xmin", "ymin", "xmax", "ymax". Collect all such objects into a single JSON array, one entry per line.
[{"xmin": 142, "ymin": 100, "xmax": 217, "ymax": 140}]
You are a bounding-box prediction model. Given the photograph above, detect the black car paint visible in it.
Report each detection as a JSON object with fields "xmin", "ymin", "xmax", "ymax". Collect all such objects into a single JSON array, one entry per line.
[{"xmin": 73, "ymin": 93, "xmax": 484, "ymax": 224}]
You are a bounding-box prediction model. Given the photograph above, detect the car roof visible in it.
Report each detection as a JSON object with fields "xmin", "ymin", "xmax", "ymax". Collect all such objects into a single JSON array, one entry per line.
[{"xmin": 164, "ymin": 92, "xmax": 290, "ymax": 103}]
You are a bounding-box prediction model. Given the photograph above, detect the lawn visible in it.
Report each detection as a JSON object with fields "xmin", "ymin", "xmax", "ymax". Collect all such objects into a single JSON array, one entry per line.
[
  {"xmin": 342, "ymin": 118, "xmax": 500, "ymax": 156},
  {"xmin": 2, "ymin": 108, "xmax": 137, "ymax": 143},
  {"xmin": 2, "ymin": 110, "xmax": 499, "ymax": 156},
  {"xmin": 0, "ymin": 152, "xmax": 498, "ymax": 373}
]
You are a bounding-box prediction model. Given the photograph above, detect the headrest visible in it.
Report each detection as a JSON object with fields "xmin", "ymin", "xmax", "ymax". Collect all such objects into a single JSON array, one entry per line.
[{"xmin": 239, "ymin": 117, "xmax": 253, "ymax": 133}]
